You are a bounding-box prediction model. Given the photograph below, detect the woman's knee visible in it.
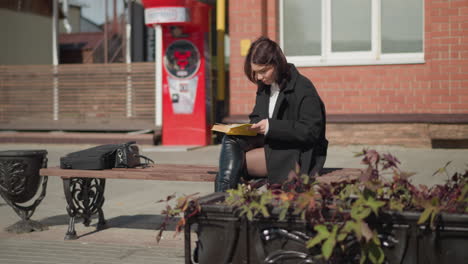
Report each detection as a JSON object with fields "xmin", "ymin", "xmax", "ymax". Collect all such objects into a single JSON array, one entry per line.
[{"xmin": 246, "ymin": 147, "xmax": 267, "ymax": 178}]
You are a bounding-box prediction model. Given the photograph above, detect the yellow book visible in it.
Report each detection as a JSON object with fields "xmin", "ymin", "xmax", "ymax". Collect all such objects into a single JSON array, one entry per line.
[{"xmin": 211, "ymin": 123, "xmax": 257, "ymax": 136}]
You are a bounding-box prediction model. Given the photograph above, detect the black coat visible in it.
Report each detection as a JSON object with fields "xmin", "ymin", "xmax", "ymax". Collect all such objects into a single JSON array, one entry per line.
[{"xmin": 249, "ymin": 64, "xmax": 328, "ymax": 184}]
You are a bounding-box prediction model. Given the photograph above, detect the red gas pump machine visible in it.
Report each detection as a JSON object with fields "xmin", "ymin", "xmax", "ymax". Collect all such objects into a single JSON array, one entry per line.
[{"xmin": 142, "ymin": 0, "xmax": 212, "ymax": 146}]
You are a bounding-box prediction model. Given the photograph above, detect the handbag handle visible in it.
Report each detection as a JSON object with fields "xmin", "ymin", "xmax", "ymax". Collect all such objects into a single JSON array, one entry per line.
[{"xmin": 135, "ymin": 154, "xmax": 154, "ymax": 168}]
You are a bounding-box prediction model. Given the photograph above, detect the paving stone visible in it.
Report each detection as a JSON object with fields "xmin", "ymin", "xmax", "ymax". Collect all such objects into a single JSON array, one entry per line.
[{"xmin": 0, "ymin": 238, "xmax": 185, "ymax": 264}]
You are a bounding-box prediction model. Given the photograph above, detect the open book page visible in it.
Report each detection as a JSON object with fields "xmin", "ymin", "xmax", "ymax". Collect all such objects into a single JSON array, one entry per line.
[{"xmin": 211, "ymin": 123, "xmax": 257, "ymax": 136}]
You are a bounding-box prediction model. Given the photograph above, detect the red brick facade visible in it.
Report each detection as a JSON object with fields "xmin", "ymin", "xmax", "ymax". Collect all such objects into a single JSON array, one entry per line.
[{"xmin": 228, "ymin": 0, "xmax": 468, "ymax": 116}]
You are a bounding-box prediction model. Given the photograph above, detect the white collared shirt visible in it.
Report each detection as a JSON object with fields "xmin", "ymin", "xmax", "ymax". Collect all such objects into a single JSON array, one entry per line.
[
  {"xmin": 269, "ymin": 82, "xmax": 280, "ymax": 118},
  {"xmin": 265, "ymin": 82, "xmax": 280, "ymax": 135}
]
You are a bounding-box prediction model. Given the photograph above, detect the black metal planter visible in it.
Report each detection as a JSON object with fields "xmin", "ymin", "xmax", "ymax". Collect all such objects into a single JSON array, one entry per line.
[
  {"xmin": 185, "ymin": 193, "xmax": 318, "ymax": 264},
  {"xmin": 378, "ymin": 211, "xmax": 468, "ymax": 264},
  {"xmin": 0, "ymin": 150, "xmax": 48, "ymax": 233},
  {"xmin": 185, "ymin": 193, "xmax": 468, "ymax": 264}
]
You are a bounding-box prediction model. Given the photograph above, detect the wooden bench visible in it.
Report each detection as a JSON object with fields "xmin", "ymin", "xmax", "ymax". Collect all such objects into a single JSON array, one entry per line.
[
  {"xmin": 40, "ymin": 165, "xmax": 361, "ymax": 240},
  {"xmin": 41, "ymin": 164, "xmax": 218, "ymax": 181},
  {"xmin": 40, "ymin": 164, "xmax": 218, "ymax": 240}
]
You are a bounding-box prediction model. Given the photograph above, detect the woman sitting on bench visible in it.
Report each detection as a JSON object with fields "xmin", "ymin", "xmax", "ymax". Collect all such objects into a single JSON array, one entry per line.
[{"xmin": 215, "ymin": 36, "xmax": 328, "ymax": 192}]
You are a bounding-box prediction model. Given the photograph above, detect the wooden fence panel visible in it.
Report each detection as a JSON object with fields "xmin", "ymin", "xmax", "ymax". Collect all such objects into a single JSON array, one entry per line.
[
  {"xmin": 0, "ymin": 63, "xmax": 156, "ymax": 131},
  {"xmin": 0, "ymin": 65, "xmax": 54, "ymax": 125}
]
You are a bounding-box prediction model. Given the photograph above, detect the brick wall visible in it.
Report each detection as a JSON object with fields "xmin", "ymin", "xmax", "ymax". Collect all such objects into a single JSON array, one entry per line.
[
  {"xmin": 229, "ymin": 0, "xmax": 276, "ymax": 115},
  {"xmin": 228, "ymin": 0, "xmax": 468, "ymax": 115}
]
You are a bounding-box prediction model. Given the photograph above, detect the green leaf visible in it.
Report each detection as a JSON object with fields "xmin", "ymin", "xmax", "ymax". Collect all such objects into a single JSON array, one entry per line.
[
  {"xmin": 306, "ymin": 225, "xmax": 331, "ymax": 248},
  {"xmin": 353, "ymin": 220, "xmax": 364, "ymax": 241},
  {"xmin": 360, "ymin": 249, "xmax": 367, "ymax": 264},
  {"xmin": 321, "ymin": 236, "xmax": 336, "ymax": 260},
  {"xmin": 331, "ymin": 225, "xmax": 338, "ymax": 236},
  {"xmin": 238, "ymin": 207, "xmax": 246, "ymax": 217},
  {"xmin": 337, "ymin": 233, "xmax": 348, "ymax": 242},
  {"xmin": 315, "ymin": 225, "xmax": 331, "ymax": 236},
  {"xmin": 341, "ymin": 220, "xmax": 361, "ymax": 240},
  {"xmin": 301, "ymin": 174, "xmax": 310, "ymax": 184},
  {"xmin": 351, "ymin": 206, "xmax": 371, "ymax": 220},
  {"xmin": 444, "ymin": 161, "xmax": 453, "ymax": 168},
  {"xmin": 459, "ymin": 185, "xmax": 468, "ymax": 201},
  {"xmin": 365, "ymin": 196, "xmax": 386, "ymax": 215},
  {"xmin": 260, "ymin": 191, "xmax": 272, "ymax": 205},
  {"xmin": 321, "ymin": 225, "xmax": 339, "ymax": 260},
  {"xmin": 417, "ymin": 207, "xmax": 434, "ymax": 225},
  {"xmin": 279, "ymin": 208, "xmax": 287, "ymax": 221},
  {"xmin": 368, "ymin": 241, "xmax": 385, "ymax": 264},
  {"xmin": 293, "ymin": 206, "xmax": 303, "ymax": 215},
  {"xmin": 339, "ymin": 185, "xmax": 352, "ymax": 200},
  {"xmin": 246, "ymin": 208, "xmax": 253, "ymax": 220},
  {"xmin": 372, "ymin": 230, "xmax": 381, "ymax": 245},
  {"xmin": 432, "ymin": 168, "xmax": 445, "ymax": 176},
  {"xmin": 354, "ymin": 150, "xmax": 365, "ymax": 157},
  {"xmin": 306, "ymin": 235, "xmax": 325, "ymax": 248},
  {"xmin": 389, "ymin": 200, "xmax": 405, "ymax": 211},
  {"xmin": 260, "ymin": 205, "xmax": 270, "ymax": 218},
  {"xmin": 342, "ymin": 221, "xmax": 357, "ymax": 233},
  {"xmin": 432, "ymin": 162, "xmax": 451, "ymax": 176},
  {"xmin": 300, "ymin": 210, "xmax": 306, "ymax": 220}
]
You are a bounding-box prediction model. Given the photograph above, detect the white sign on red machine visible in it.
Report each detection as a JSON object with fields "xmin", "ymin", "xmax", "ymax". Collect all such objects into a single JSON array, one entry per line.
[{"xmin": 144, "ymin": 7, "xmax": 190, "ymax": 24}]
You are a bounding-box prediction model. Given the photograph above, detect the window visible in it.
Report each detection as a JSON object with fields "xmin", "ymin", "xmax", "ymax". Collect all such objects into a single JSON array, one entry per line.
[
  {"xmin": 280, "ymin": 0, "xmax": 424, "ymax": 66},
  {"xmin": 283, "ymin": 0, "xmax": 321, "ymax": 56}
]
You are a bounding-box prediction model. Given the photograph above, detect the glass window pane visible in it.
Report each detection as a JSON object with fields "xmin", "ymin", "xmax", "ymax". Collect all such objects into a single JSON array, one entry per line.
[
  {"xmin": 332, "ymin": 0, "xmax": 372, "ymax": 52},
  {"xmin": 283, "ymin": 0, "xmax": 321, "ymax": 56},
  {"xmin": 382, "ymin": 0, "xmax": 423, "ymax": 53}
]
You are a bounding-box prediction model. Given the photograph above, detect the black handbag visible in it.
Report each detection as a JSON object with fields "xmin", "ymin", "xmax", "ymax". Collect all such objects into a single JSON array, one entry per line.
[
  {"xmin": 114, "ymin": 142, "xmax": 153, "ymax": 168},
  {"xmin": 60, "ymin": 141, "xmax": 154, "ymax": 170}
]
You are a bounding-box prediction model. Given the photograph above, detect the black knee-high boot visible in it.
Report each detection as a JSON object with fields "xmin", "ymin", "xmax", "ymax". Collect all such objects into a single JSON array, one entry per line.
[{"xmin": 215, "ymin": 135, "xmax": 246, "ymax": 192}]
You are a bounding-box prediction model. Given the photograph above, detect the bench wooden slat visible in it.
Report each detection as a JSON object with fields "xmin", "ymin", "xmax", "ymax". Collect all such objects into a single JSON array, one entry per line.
[
  {"xmin": 40, "ymin": 166, "xmax": 362, "ymax": 184},
  {"xmin": 315, "ymin": 168, "xmax": 362, "ymax": 184},
  {"xmin": 40, "ymin": 165, "xmax": 218, "ymax": 182},
  {"xmin": 111, "ymin": 164, "xmax": 219, "ymax": 172}
]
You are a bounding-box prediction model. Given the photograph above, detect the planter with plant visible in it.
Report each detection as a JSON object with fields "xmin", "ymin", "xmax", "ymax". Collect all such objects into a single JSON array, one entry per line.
[{"xmin": 158, "ymin": 149, "xmax": 468, "ymax": 264}]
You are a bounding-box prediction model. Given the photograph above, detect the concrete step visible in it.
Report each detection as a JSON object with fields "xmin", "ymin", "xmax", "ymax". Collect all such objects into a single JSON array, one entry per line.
[{"xmin": 0, "ymin": 131, "xmax": 157, "ymax": 145}]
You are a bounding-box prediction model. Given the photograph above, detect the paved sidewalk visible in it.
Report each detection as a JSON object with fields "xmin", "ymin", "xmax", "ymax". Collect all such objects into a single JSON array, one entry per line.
[
  {"xmin": 0, "ymin": 238, "xmax": 185, "ymax": 264},
  {"xmin": 0, "ymin": 143, "xmax": 467, "ymax": 263}
]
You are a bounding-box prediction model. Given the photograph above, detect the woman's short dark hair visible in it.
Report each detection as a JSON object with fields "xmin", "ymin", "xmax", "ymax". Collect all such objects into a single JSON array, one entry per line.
[{"xmin": 244, "ymin": 36, "xmax": 290, "ymax": 84}]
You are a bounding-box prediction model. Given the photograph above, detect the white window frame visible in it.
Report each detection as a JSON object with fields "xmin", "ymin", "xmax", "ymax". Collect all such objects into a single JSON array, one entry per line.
[{"xmin": 279, "ymin": 0, "xmax": 425, "ymax": 67}]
